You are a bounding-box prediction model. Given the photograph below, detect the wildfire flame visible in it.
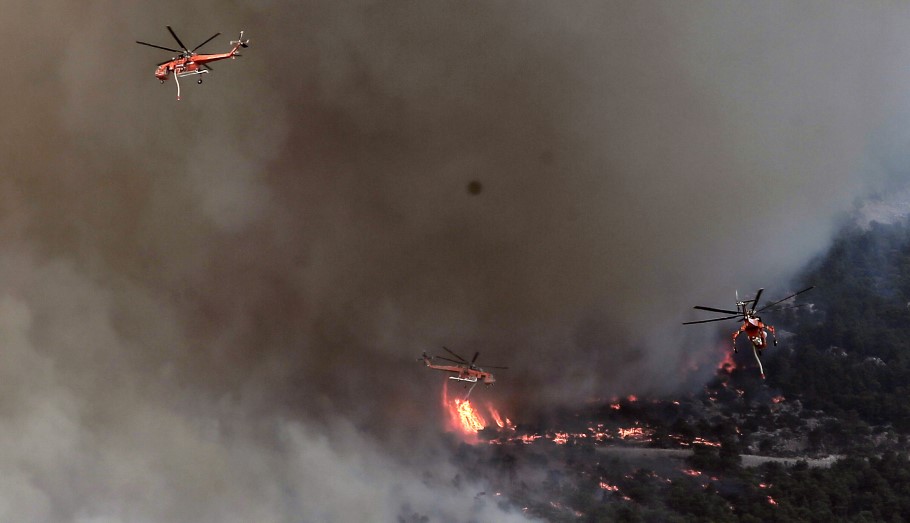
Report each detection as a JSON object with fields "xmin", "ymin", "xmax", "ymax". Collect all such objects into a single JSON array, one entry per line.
[
  {"xmin": 441, "ymin": 381, "xmax": 513, "ymax": 438},
  {"xmin": 692, "ymin": 437, "xmax": 722, "ymax": 448},
  {"xmin": 718, "ymin": 350, "xmax": 737, "ymax": 373},
  {"xmin": 455, "ymin": 399, "xmax": 485, "ymax": 432},
  {"xmin": 443, "ymin": 381, "xmax": 485, "ymax": 436},
  {"xmin": 618, "ymin": 427, "xmax": 644, "ymax": 439},
  {"xmin": 488, "ymin": 406, "xmax": 513, "ymax": 429}
]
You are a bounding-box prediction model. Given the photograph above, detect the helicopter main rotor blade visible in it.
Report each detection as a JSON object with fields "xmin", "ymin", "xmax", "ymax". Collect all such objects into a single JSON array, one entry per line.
[
  {"xmin": 137, "ymin": 41, "xmax": 181, "ymax": 53},
  {"xmin": 756, "ymin": 286, "xmax": 815, "ymax": 312},
  {"xmin": 483, "ymin": 365, "xmax": 509, "ymax": 370},
  {"xmin": 750, "ymin": 288, "xmax": 764, "ymax": 311},
  {"xmin": 167, "ymin": 25, "xmax": 189, "ymax": 53},
  {"xmin": 201, "ymin": 63, "xmax": 213, "ymax": 71},
  {"xmin": 442, "ymin": 346, "xmax": 468, "ymax": 363},
  {"xmin": 471, "ymin": 352, "xmax": 480, "ymax": 365},
  {"xmin": 762, "ymin": 303, "xmax": 811, "ymax": 314},
  {"xmin": 192, "ymin": 32, "xmax": 221, "ymax": 53},
  {"xmin": 435, "ymin": 357, "xmax": 465, "ymax": 365},
  {"xmin": 694, "ymin": 306, "xmax": 741, "ymax": 315},
  {"xmin": 683, "ymin": 314, "xmax": 741, "ymax": 325}
]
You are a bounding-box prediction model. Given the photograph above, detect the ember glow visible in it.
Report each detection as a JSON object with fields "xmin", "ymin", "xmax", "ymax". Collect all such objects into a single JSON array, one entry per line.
[
  {"xmin": 682, "ymin": 469, "xmax": 703, "ymax": 477},
  {"xmin": 767, "ymin": 496, "xmax": 778, "ymax": 506},
  {"xmin": 718, "ymin": 350, "xmax": 737, "ymax": 373},
  {"xmin": 771, "ymin": 395, "xmax": 785, "ymax": 404},
  {"xmin": 599, "ymin": 482, "xmax": 620, "ymax": 492},
  {"xmin": 488, "ymin": 418, "xmax": 660, "ymax": 446},
  {"xmin": 617, "ymin": 423, "xmax": 653, "ymax": 442},
  {"xmin": 692, "ymin": 437, "xmax": 722, "ymax": 448},
  {"xmin": 618, "ymin": 427, "xmax": 644, "ymax": 439},
  {"xmin": 589, "ymin": 425, "xmax": 612, "ymax": 442}
]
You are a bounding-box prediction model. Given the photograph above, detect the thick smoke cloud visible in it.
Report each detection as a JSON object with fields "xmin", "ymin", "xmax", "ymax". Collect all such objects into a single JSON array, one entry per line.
[{"xmin": 2, "ymin": 0, "xmax": 910, "ymax": 520}]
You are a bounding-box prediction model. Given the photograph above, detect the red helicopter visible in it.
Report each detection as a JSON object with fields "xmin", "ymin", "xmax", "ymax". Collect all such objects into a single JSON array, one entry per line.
[
  {"xmin": 419, "ymin": 347, "xmax": 507, "ymax": 398},
  {"xmin": 137, "ymin": 26, "xmax": 249, "ymax": 100},
  {"xmin": 684, "ymin": 286, "xmax": 814, "ymax": 379}
]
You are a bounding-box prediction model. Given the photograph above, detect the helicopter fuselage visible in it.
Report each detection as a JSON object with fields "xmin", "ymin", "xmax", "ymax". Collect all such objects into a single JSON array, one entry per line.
[
  {"xmin": 428, "ymin": 362, "xmax": 496, "ymax": 385},
  {"xmin": 738, "ymin": 315, "xmax": 770, "ymax": 349},
  {"xmin": 420, "ymin": 354, "xmax": 497, "ymax": 385},
  {"xmin": 154, "ymin": 50, "xmax": 240, "ymax": 81}
]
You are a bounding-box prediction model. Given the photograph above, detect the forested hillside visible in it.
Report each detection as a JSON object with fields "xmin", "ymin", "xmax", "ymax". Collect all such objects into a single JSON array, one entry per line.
[{"xmin": 768, "ymin": 219, "xmax": 910, "ymax": 431}]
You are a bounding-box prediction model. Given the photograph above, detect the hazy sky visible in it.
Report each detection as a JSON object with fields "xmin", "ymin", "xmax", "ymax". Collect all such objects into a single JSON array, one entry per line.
[{"xmin": 2, "ymin": 1, "xmax": 910, "ymax": 520}]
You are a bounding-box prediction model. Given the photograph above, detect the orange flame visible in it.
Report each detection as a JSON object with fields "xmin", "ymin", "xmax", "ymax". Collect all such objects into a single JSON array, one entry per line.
[
  {"xmin": 692, "ymin": 437, "xmax": 721, "ymax": 448},
  {"xmin": 599, "ymin": 481, "xmax": 619, "ymax": 491},
  {"xmin": 441, "ymin": 382, "xmax": 515, "ymax": 438},
  {"xmin": 618, "ymin": 427, "xmax": 644, "ymax": 439},
  {"xmin": 487, "ymin": 405, "xmax": 513, "ymax": 429},
  {"xmin": 455, "ymin": 399, "xmax": 485, "ymax": 432},
  {"xmin": 442, "ymin": 381, "xmax": 486, "ymax": 434},
  {"xmin": 718, "ymin": 350, "xmax": 737, "ymax": 373}
]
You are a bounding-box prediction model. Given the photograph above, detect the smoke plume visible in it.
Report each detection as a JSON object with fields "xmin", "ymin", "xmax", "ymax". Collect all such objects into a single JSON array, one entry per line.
[{"xmin": 2, "ymin": 0, "xmax": 910, "ymax": 520}]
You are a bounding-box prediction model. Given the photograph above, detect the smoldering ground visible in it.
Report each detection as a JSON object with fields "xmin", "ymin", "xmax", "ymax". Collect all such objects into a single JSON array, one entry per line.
[{"xmin": 2, "ymin": 0, "xmax": 910, "ymax": 520}]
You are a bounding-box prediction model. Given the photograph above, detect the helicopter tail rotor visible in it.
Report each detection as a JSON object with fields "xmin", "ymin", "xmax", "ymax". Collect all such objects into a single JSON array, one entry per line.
[{"xmin": 231, "ymin": 31, "xmax": 250, "ymax": 49}]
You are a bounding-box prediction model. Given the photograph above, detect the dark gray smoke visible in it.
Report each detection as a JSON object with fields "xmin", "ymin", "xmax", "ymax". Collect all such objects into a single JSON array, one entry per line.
[{"xmin": 1, "ymin": 0, "xmax": 909, "ymax": 520}]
